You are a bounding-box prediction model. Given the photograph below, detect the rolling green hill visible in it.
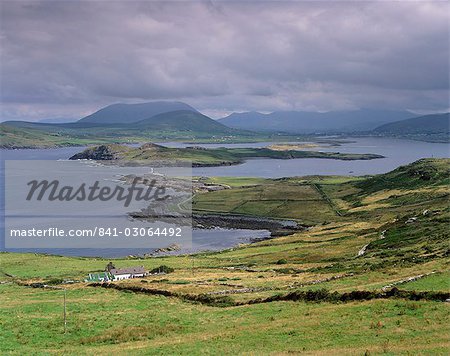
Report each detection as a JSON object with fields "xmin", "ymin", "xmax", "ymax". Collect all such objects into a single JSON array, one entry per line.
[
  {"xmin": 355, "ymin": 158, "xmax": 450, "ymax": 193},
  {"xmin": 373, "ymin": 113, "xmax": 449, "ymax": 140},
  {"xmin": 0, "ymin": 123, "xmax": 91, "ymax": 148}
]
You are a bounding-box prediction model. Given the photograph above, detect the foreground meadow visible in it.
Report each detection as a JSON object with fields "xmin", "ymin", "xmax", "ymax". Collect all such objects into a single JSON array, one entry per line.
[{"xmin": 1, "ymin": 282, "xmax": 449, "ymax": 355}]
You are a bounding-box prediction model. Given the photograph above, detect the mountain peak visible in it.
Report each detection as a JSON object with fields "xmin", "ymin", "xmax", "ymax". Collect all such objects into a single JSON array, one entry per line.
[{"xmin": 78, "ymin": 101, "xmax": 198, "ymax": 125}]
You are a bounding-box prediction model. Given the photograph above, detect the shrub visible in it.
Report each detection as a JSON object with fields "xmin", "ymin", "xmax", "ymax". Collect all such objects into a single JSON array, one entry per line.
[
  {"xmin": 168, "ymin": 280, "xmax": 190, "ymax": 285},
  {"xmin": 43, "ymin": 278, "xmax": 64, "ymax": 285},
  {"xmin": 276, "ymin": 259, "xmax": 288, "ymax": 265},
  {"xmin": 189, "ymin": 294, "xmax": 235, "ymax": 307}
]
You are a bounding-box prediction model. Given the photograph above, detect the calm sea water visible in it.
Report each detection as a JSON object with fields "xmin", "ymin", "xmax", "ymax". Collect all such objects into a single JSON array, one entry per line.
[
  {"xmin": 0, "ymin": 147, "xmax": 270, "ymax": 257},
  {"xmin": 1, "ymin": 137, "xmax": 448, "ymax": 257},
  {"xmin": 157, "ymin": 137, "xmax": 450, "ymax": 177},
  {"xmin": 2, "ymin": 137, "xmax": 448, "ymax": 178}
]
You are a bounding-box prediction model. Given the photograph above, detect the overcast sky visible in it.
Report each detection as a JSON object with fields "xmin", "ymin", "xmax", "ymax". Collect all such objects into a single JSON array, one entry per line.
[{"xmin": 1, "ymin": 0, "xmax": 449, "ymax": 121}]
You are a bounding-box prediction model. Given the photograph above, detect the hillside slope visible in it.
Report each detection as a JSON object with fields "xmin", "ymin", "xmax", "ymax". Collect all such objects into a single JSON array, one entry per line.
[
  {"xmin": 355, "ymin": 158, "xmax": 450, "ymax": 194},
  {"xmin": 0, "ymin": 123, "xmax": 69, "ymax": 148},
  {"xmin": 374, "ymin": 113, "xmax": 449, "ymax": 134}
]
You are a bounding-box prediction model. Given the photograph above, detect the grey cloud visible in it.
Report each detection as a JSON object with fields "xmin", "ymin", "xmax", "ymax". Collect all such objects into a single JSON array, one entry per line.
[{"xmin": 0, "ymin": 0, "xmax": 448, "ymax": 121}]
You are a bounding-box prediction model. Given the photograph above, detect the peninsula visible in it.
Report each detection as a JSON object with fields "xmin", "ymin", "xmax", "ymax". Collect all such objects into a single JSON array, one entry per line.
[{"xmin": 69, "ymin": 143, "xmax": 384, "ymax": 167}]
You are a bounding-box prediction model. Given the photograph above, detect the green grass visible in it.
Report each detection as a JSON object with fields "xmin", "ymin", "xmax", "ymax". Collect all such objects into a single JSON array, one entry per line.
[
  {"xmin": 0, "ymin": 124, "xmax": 127, "ymax": 148},
  {"xmin": 400, "ymin": 272, "xmax": 450, "ymax": 292},
  {"xmin": 196, "ymin": 176, "xmax": 269, "ymax": 187},
  {"xmin": 0, "ymin": 283, "xmax": 449, "ymax": 355},
  {"xmin": 193, "ymin": 180, "xmax": 341, "ymax": 224},
  {"xmin": 355, "ymin": 158, "xmax": 450, "ymax": 194}
]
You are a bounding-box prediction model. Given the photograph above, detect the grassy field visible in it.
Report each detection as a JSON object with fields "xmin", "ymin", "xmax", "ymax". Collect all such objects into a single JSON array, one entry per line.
[
  {"xmin": 0, "ymin": 124, "xmax": 128, "ymax": 148},
  {"xmin": 193, "ymin": 180, "xmax": 339, "ymax": 224},
  {"xmin": 1, "ymin": 283, "xmax": 448, "ymax": 355},
  {"xmin": 1, "ymin": 158, "xmax": 449, "ymax": 354}
]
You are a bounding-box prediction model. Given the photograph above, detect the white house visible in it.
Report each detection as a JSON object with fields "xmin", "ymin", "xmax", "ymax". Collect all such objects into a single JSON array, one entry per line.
[{"xmin": 109, "ymin": 266, "xmax": 147, "ymax": 281}]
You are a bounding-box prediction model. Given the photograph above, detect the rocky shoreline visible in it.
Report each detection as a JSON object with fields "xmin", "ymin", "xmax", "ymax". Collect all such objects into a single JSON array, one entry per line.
[
  {"xmin": 129, "ymin": 211, "xmax": 304, "ymax": 238},
  {"xmin": 194, "ymin": 213, "xmax": 304, "ymax": 237}
]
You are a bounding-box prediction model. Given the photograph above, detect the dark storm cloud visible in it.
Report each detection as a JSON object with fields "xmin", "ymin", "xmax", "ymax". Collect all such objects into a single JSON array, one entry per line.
[{"xmin": 0, "ymin": 0, "xmax": 448, "ymax": 120}]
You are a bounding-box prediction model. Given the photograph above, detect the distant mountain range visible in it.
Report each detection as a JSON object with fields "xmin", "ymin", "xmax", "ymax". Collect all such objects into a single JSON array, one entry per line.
[
  {"xmin": 373, "ymin": 113, "xmax": 449, "ymax": 135},
  {"xmin": 78, "ymin": 101, "xmax": 197, "ymax": 124},
  {"xmin": 2, "ymin": 100, "xmax": 449, "ymax": 148},
  {"xmin": 218, "ymin": 109, "xmax": 416, "ymax": 133}
]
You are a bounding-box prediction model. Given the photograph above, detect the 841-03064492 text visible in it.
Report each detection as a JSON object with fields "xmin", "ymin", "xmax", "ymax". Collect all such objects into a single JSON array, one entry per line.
[{"xmin": 8, "ymin": 227, "xmax": 183, "ymax": 238}]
